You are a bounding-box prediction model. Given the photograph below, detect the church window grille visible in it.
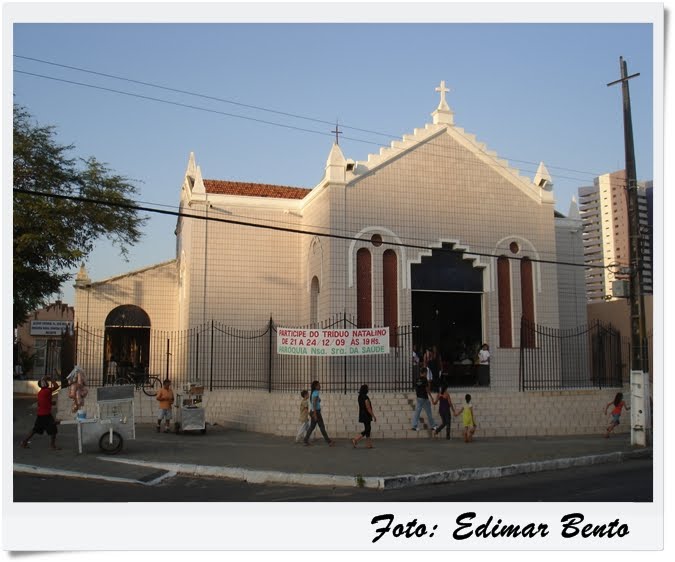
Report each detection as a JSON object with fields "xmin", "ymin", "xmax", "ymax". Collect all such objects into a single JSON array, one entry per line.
[
  {"xmin": 497, "ymin": 256, "xmax": 512, "ymax": 347},
  {"xmin": 383, "ymin": 249, "xmax": 398, "ymax": 347},
  {"xmin": 357, "ymin": 248, "xmax": 372, "ymax": 328}
]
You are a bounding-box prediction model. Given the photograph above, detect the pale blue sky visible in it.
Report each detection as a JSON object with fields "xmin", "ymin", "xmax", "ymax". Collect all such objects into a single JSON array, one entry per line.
[{"xmin": 11, "ymin": 17, "xmax": 657, "ymax": 307}]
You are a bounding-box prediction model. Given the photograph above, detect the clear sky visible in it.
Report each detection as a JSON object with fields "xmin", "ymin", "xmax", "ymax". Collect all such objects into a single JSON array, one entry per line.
[{"xmin": 8, "ymin": 4, "xmax": 659, "ymax": 308}]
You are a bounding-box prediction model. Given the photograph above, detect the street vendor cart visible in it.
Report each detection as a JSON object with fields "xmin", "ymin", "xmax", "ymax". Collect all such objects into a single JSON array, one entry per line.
[
  {"xmin": 62, "ymin": 385, "xmax": 136, "ymax": 454},
  {"xmin": 174, "ymin": 382, "xmax": 206, "ymax": 434}
]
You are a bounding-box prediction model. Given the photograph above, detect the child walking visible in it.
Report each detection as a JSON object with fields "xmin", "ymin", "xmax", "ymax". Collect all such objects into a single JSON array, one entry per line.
[
  {"xmin": 295, "ymin": 389, "xmax": 310, "ymax": 443},
  {"xmin": 20, "ymin": 376, "xmax": 61, "ymax": 450},
  {"xmin": 432, "ymin": 383, "xmax": 455, "ymax": 439},
  {"xmin": 351, "ymin": 384, "xmax": 376, "ymax": 448},
  {"xmin": 156, "ymin": 379, "xmax": 175, "ymax": 433},
  {"xmin": 454, "ymin": 393, "xmax": 477, "ymax": 443},
  {"xmin": 604, "ymin": 392, "xmax": 630, "ymax": 438}
]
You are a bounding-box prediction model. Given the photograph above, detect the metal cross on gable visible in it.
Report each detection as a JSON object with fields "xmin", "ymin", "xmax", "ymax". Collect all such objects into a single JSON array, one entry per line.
[{"xmin": 331, "ymin": 122, "xmax": 343, "ymax": 145}]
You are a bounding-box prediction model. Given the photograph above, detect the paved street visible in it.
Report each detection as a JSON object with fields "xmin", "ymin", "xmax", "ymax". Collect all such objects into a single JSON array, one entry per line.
[{"xmin": 13, "ymin": 457, "xmax": 652, "ymax": 502}]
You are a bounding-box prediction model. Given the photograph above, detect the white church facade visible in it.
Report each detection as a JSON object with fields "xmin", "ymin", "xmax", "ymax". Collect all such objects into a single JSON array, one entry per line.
[{"xmin": 67, "ymin": 82, "xmax": 627, "ymax": 438}]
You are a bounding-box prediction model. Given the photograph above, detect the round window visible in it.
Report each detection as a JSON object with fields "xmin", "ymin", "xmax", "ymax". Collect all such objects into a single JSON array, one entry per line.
[
  {"xmin": 509, "ymin": 241, "xmax": 519, "ymax": 254},
  {"xmin": 371, "ymin": 234, "xmax": 383, "ymax": 247}
]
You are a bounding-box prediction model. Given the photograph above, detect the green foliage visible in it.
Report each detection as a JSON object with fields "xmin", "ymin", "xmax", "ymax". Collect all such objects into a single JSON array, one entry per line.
[{"xmin": 13, "ymin": 105, "xmax": 147, "ymax": 327}]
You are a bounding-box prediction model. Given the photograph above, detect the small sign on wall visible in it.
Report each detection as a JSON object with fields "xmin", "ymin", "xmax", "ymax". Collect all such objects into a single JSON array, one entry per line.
[
  {"xmin": 276, "ymin": 327, "xmax": 390, "ymax": 356},
  {"xmin": 30, "ymin": 320, "xmax": 74, "ymax": 336}
]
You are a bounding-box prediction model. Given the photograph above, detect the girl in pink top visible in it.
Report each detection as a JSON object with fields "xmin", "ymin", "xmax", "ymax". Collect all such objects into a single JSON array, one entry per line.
[{"xmin": 604, "ymin": 392, "xmax": 629, "ymax": 438}]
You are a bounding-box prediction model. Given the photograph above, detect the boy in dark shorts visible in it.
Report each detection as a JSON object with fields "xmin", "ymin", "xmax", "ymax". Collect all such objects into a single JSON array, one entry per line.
[{"xmin": 20, "ymin": 376, "xmax": 61, "ymax": 450}]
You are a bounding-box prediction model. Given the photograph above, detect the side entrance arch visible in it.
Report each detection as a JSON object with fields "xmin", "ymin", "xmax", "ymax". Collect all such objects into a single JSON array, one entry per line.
[{"xmin": 104, "ymin": 305, "xmax": 151, "ymax": 380}]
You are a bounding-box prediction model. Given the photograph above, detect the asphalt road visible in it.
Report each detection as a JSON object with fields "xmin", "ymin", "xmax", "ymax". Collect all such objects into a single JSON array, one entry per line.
[{"xmin": 13, "ymin": 457, "xmax": 652, "ymax": 502}]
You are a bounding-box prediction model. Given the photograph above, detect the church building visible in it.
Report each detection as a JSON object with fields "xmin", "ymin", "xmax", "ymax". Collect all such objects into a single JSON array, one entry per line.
[{"xmin": 68, "ymin": 82, "xmax": 617, "ymax": 438}]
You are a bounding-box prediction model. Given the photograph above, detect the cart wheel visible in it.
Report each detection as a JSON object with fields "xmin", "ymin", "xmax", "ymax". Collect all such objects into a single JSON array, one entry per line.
[
  {"xmin": 99, "ymin": 431, "xmax": 123, "ymax": 454},
  {"xmin": 142, "ymin": 376, "xmax": 162, "ymax": 397},
  {"xmin": 174, "ymin": 422, "xmax": 181, "ymax": 434}
]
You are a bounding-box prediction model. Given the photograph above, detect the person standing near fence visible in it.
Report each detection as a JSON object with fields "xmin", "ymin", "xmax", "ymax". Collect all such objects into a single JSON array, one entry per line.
[
  {"xmin": 295, "ymin": 389, "xmax": 310, "ymax": 443},
  {"xmin": 304, "ymin": 380, "xmax": 335, "ymax": 446},
  {"xmin": 411, "ymin": 368, "xmax": 437, "ymax": 432},
  {"xmin": 156, "ymin": 379, "xmax": 175, "ymax": 433},
  {"xmin": 106, "ymin": 355, "xmax": 118, "ymax": 385},
  {"xmin": 352, "ymin": 384, "xmax": 376, "ymax": 449}
]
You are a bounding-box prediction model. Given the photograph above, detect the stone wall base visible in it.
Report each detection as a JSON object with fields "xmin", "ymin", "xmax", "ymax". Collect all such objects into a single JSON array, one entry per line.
[{"xmin": 55, "ymin": 386, "xmax": 631, "ymax": 439}]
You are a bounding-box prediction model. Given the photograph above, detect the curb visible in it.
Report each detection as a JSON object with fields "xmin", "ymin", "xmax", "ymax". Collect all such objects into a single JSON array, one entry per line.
[
  {"xmin": 13, "ymin": 463, "xmax": 176, "ymax": 487},
  {"xmin": 98, "ymin": 457, "xmax": 379, "ymax": 488},
  {"xmin": 379, "ymin": 448, "xmax": 652, "ymax": 489},
  {"xmin": 96, "ymin": 447, "xmax": 651, "ymax": 490}
]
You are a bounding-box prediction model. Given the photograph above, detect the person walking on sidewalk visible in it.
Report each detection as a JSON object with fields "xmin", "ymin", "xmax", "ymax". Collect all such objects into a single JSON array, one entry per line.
[
  {"xmin": 295, "ymin": 389, "xmax": 311, "ymax": 443},
  {"xmin": 156, "ymin": 379, "xmax": 175, "ymax": 433},
  {"xmin": 411, "ymin": 367, "xmax": 437, "ymax": 432},
  {"xmin": 432, "ymin": 383, "xmax": 456, "ymax": 439},
  {"xmin": 352, "ymin": 384, "xmax": 376, "ymax": 448},
  {"xmin": 304, "ymin": 380, "xmax": 335, "ymax": 446},
  {"xmin": 20, "ymin": 376, "xmax": 61, "ymax": 450},
  {"xmin": 604, "ymin": 392, "xmax": 630, "ymax": 438},
  {"xmin": 454, "ymin": 393, "xmax": 477, "ymax": 443}
]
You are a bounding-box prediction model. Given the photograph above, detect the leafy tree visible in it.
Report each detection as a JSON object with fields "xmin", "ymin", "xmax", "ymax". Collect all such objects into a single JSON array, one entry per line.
[{"xmin": 13, "ymin": 105, "xmax": 147, "ymax": 327}]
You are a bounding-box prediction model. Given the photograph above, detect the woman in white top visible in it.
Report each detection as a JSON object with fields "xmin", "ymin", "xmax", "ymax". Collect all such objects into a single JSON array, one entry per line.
[{"xmin": 478, "ymin": 343, "xmax": 490, "ymax": 365}]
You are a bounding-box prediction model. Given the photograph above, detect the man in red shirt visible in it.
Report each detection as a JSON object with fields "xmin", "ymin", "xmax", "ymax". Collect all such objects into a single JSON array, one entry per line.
[{"xmin": 20, "ymin": 376, "xmax": 61, "ymax": 450}]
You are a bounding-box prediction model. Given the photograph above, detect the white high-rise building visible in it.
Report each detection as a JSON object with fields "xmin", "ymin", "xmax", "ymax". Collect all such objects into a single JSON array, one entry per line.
[{"xmin": 578, "ymin": 170, "xmax": 652, "ymax": 302}]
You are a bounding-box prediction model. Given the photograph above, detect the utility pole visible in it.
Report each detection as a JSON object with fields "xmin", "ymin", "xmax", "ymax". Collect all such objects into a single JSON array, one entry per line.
[{"xmin": 607, "ymin": 56, "xmax": 649, "ymax": 446}]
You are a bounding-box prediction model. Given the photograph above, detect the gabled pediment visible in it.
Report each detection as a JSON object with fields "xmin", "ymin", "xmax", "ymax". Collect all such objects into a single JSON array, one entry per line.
[{"xmin": 346, "ymin": 92, "xmax": 553, "ymax": 206}]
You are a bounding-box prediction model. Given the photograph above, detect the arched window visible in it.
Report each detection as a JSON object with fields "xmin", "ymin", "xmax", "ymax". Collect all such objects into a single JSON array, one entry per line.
[
  {"xmin": 356, "ymin": 248, "xmax": 372, "ymax": 328},
  {"xmin": 497, "ymin": 256, "xmax": 512, "ymax": 347},
  {"xmin": 383, "ymin": 249, "xmax": 398, "ymax": 347},
  {"xmin": 520, "ymin": 257, "xmax": 535, "ymax": 348},
  {"xmin": 310, "ymin": 276, "xmax": 320, "ymax": 325}
]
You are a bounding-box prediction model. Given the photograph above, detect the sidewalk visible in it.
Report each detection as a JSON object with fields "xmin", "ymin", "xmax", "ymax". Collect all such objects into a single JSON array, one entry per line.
[{"xmin": 13, "ymin": 398, "xmax": 650, "ymax": 490}]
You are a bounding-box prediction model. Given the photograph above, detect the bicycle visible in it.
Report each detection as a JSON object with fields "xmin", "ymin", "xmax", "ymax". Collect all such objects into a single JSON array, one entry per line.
[{"xmin": 114, "ymin": 368, "xmax": 162, "ymax": 397}]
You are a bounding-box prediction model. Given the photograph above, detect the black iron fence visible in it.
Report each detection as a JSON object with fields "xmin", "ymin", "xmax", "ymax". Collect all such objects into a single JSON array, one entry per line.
[
  {"xmin": 68, "ymin": 314, "xmax": 416, "ymax": 393},
  {"xmin": 519, "ymin": 317, "xmax": 624, "ymax": 390},
  {"xmin": 67, "ymin": 315, "xmax": 633, "ymax": 393}
]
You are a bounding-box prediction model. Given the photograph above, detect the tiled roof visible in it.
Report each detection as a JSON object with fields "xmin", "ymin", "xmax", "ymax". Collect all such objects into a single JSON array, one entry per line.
[{"xmin": 204, "ymin": 179, "xmax": 311, "ymax": 200}]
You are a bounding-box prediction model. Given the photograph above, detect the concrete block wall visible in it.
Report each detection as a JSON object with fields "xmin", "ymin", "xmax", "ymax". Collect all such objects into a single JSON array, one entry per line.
[{"xmin": 57, "ymin": 386, "xmax": 630, "ymax": 439}]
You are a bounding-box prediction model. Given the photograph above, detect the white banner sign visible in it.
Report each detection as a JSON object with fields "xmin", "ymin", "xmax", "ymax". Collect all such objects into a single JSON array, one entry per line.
[
  {"xmin": 30, "ymin": 320, "xmax": 73, "ymax": 336},
  {"xmin": 276, "ymin": 327, "xmax": 390, "ymax": 356}
]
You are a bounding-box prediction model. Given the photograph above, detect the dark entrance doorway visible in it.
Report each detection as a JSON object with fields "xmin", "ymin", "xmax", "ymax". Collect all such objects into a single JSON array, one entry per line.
[
  {"xmin": 411, "ymin": 243, "xmax": 485, "ymax": 373},
  {"xmin": 412, "ymin": 291, "xmax": 482, "ymax": 364},
  {"xmin": 104, "ymin": 305, "xmax": 151, "ymax": 382}
]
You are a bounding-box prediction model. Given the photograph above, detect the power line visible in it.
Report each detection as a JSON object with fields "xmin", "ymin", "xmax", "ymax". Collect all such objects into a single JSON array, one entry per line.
[
  {"xmin": 14, "ymin": 70, "xmax": 339, "ymax": 141},
  {"xmin": 14, "ymin": 64, "xmax": 610, "ymax": 185},
  {"xmin": 16, "ymin": 54, "xmax": 622, "ymax": 180},
  {"xmin": 14, "ymin": 54, "xmax": 394, "ymax": 140},
  {"xmin": 13, "ymin": 187, "xmax": 610, "ymax": 271}
]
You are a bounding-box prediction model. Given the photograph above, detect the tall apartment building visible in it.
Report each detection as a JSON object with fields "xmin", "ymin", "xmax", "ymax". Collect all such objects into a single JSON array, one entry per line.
[{"xmin": 578, "ymin": 170, "xmax": 652, "ymax": 302}]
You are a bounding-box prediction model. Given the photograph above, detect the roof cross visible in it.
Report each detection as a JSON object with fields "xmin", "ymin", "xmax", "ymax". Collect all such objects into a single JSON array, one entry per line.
[
  {"xmin": 435, "ymin": 80, "xmax": 450, "ymax": 110},
  {"xmin": 331, "ymin": 122, "xmax": 343, "ymax": 145}
]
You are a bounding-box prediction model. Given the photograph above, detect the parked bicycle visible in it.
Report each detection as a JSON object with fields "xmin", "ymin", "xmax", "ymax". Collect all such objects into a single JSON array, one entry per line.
[{"xmin": 114, "ymin": 367, "xmax": 162, "ymax": 397}]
